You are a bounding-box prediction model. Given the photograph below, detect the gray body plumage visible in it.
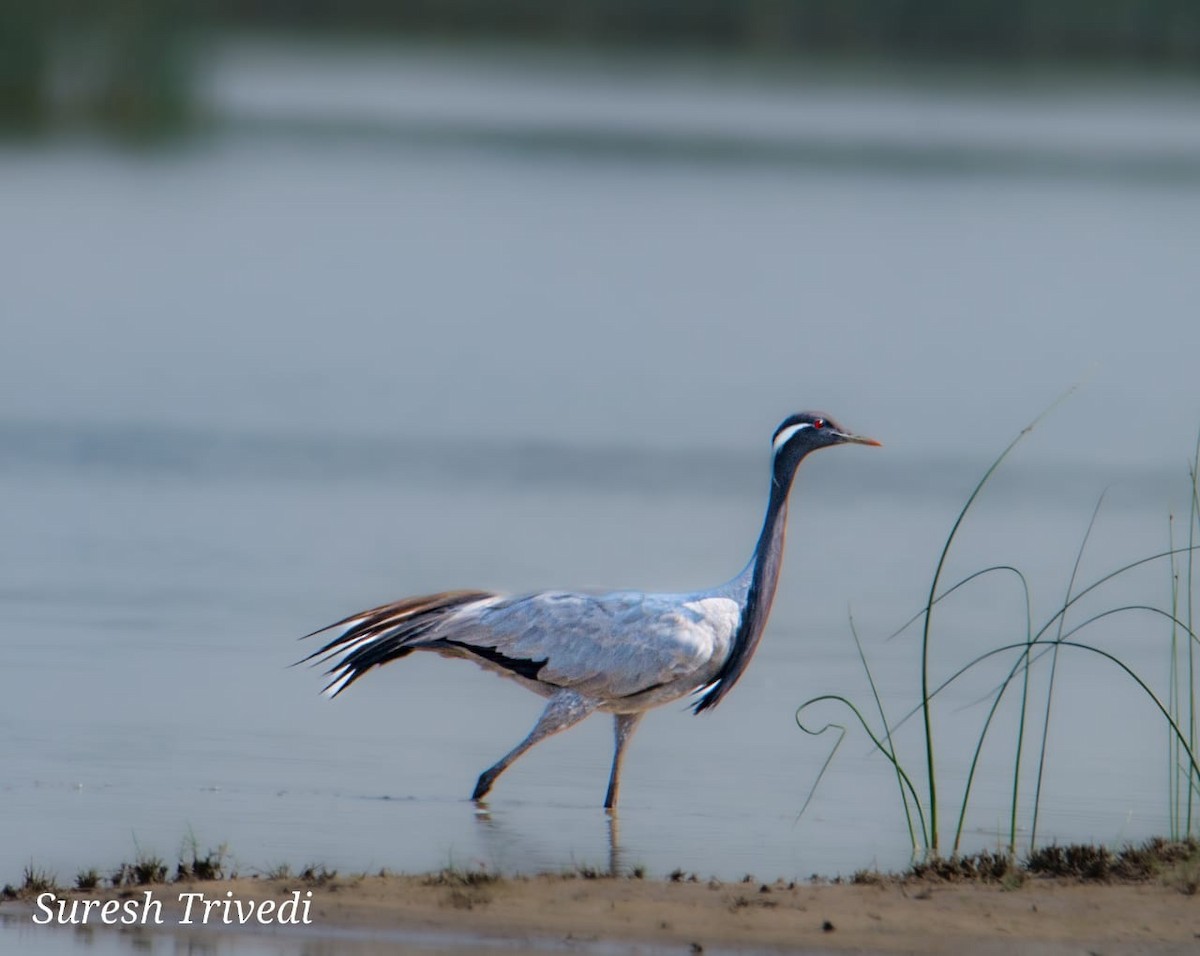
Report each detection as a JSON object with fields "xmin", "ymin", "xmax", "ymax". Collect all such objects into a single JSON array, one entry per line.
[
  {"xmin": 302, "ymin": 411, "xmax": 878, "ymax": 807},
  {"xmin": 323, "ymin": 580, "xmax": 748, "ymax": 709}
]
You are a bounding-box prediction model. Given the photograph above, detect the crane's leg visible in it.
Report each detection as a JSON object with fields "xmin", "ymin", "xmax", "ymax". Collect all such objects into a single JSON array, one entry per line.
[
  {"xmin": 472, "ymin": 689, "xmax": 596, "ymax": 801},
  {"xmin": 603, "ymin": 712, "xmax": 644, "ymax": 810}
]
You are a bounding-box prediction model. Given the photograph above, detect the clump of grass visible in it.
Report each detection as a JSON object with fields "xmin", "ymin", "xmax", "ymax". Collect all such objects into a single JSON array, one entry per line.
[
  {"xmin": 1026, "ymin": 837, "xmax": 1199, "ymax": 885},
  {"xmin": 298, "ymin": 864, "xmax": 337, "ymax": 886},
  {"xmin": 797, "ymin": 399, "xmax": 1200, "ymax": 860},
  {"xmin": 134, "ymin": 853, "xmax": 167, "ymax": 884},
  {"xmin": 1025, "ymin": 843, "xmax": 1110, "ymax": 881},
  {"xmin": 909, "ymin": 850, "xmax": 1018, "ymax": 884},
  {"xmin": 111, "ymin": 852, "xmax": 168, "ymax": 888},
  {"xmin": 110, "ymin": 835, "xmax": 173, "ymax": 888},
  {"xmin": 20, "ymin": 863, "xmax": 58, "ymax": 896},
  {"xmin": 75, "ymin": 868, "xmax": 101, "ymax": 891},
  {"xmin": 1155, "ymin": 839, "xmax": 1200, "ymax": 895},
  {"xmin": 175, "ymin": 840, "xmax": 227, "ymax": 882},
  {"xmin": 1119, "ymin": 836, "xmax": 1196, "ymax": 873},
  {"xmin": 264, "ymin": 863, "xmax": 292, "ymax": 881},
  {"xmin": 422, "ymin": 864, "xmax": 497, "ymax": 910},
  {"xmin": 843, "ymin": 838, "xmax": 1196, "ymax": 887},
  {"xmin": 421, "ymin": 865, "xmax": 498, "ymax": 888},
  {"xmin": 0, "ymin": 864, "xmax": 58, "ymax": 899}
]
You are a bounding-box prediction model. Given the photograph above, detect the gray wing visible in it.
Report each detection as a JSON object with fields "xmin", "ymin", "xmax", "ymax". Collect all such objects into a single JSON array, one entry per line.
[
  {"xmin": 445, "ymin": 590, "xmax": 742, "ymax": 699},
  {"xmin": 303, "ymin": 587, "xmax": 741, "ymax": 701}
]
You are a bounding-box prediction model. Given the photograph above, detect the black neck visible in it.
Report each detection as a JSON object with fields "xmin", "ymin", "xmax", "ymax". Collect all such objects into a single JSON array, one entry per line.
[{"xmin": 693, "ymin": 467, "xmax": 795, "ymax": 713}]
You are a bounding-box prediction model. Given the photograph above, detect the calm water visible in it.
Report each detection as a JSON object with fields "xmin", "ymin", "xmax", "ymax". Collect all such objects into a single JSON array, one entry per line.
[{"xmin": 3, "ymin": 41, "xmax": 1200, "ymax": 953}]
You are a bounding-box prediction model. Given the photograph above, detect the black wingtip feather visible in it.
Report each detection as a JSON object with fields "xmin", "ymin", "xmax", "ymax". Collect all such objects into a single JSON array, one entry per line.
[{"xmin": 296, "ymin": 590, "xmax": 497, "ymax": 694}]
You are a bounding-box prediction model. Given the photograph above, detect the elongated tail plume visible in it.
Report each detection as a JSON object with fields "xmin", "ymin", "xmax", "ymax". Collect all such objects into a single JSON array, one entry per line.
[{"xmin": 301, "ymin": 590, "xmax": 494, "ymax": 697}]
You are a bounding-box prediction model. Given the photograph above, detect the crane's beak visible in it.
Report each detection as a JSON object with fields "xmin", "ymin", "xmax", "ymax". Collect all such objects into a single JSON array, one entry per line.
[{"xmin": 841, "ymin": 432, "xmax": 882, "ymax": 447}]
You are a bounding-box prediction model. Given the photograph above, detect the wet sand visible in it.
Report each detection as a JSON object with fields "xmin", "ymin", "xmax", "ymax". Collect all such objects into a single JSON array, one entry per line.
[{"xmin": 11, "ymin": 872, "xmax": 1199, "ymax": 955}]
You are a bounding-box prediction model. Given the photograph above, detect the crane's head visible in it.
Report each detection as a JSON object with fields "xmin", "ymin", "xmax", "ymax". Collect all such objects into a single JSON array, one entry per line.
[{"xmin": 771, "ymin": 411, "xmax": 881, "ymax": 481}]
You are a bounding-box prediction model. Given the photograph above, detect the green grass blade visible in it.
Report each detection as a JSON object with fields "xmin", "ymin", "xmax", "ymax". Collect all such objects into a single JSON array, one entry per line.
[
  {"xmin": 1169, "ymin": 517, "xmax": 1181, "ymax": 839},
  {"xmin": 887, "ymin": 602, "xmax": 1200, "ymax": 762},
  {"xmin": 794, "ymin": 722, "xmax": 846, "ymax": 823},
  {"xmin": 1006, "ymin": 565, "xmax": 1035, "ymax": 858},
  {"xmin": 919, "ymin": 385, "xmax": 1073, "ymax": 853},
  {"xmin": 848, "ymin": 610, "xmax": 920, "ymax": 852},
  {"xmin": 885, "ymin": 565, "xmax": 1030, "ymax": 644},
  {"xmin": 797, "ymin": 694, "xmax": 929, "ymax": 846},
  {"xmin": 1030, "ymin": 492, "xmax": 1106, "ymax": 851},
  {"xmin": 1186, "ymin": 428, "xmax": 1199, "ymax": 836},
  {"xmin": 1029, "ymin": 546, "xmax": 1200, "ymax": 647}
]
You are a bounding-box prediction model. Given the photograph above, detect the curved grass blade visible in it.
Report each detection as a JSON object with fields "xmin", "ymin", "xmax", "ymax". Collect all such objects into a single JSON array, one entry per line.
[
  {"xmin": 794, "ymin": 721, "xmax": 846, "ymax": 824},
  {"xmin": 893, "ymin": 630, "xmax": 1200, "ymax": 846},
  {"xmin": 1030, "ymin": 491, "xmax": 1107, "ymax": 851},
  {"xmin": 848, "ymin": 610, "xmax": 919, "ymax": 851},
  {"xmin": 886, "ymin": 565, "xmax": 1029, "ymax": 644},
  {"xmin": 884, "ymin": 546, "xmax": 1200, "ymax": 742},
  {"xmin": 797, "ymin": 695, "xmax": 929, "ymax": 846},
  {"xmin": 918, "ymin": 387, "xmax": 1074, "ymax": 851}
]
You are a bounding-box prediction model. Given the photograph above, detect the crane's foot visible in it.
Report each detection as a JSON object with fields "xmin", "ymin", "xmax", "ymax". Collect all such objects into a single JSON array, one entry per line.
[{"xmin": 472, "ymin": 771, "xmax": 496, "ymax": 802}]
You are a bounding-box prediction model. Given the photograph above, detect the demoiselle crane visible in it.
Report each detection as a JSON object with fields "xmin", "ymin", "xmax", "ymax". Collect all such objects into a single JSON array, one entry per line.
[{"xmin": 302, "ymin": 412, "xmax": 880, "ymax": 808}]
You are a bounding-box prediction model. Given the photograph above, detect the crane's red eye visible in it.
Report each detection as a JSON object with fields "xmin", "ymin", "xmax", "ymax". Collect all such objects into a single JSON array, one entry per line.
[{"xmin": 813, "ymin": 418, "xmax": 826, "ymax": 429}]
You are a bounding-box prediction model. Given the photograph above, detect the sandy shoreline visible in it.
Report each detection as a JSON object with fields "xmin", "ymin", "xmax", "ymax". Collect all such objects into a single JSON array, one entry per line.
[{"xmin": 6, "ymin": 871, "xmax": 1200, "ymax": 955}]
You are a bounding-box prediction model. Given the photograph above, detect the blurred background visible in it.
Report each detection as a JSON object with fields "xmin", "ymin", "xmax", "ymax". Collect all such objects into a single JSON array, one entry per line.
[
  {"xmin": 3, "ymin": 0, "xmax": 1200, "ymax": 448},
  {"xmin": 4, "ymin": 2, "xmax": 1200, "ymax": 135},
  {"xmin": 3, "ymin": 0, "xmax": 1200, "ymax": 911}
]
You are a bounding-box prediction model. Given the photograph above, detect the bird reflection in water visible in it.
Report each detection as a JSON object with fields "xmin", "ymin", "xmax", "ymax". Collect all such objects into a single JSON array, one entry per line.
[{"xmin": 472, "ymin": 802, "xmax": 628, "ymax": 877}]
